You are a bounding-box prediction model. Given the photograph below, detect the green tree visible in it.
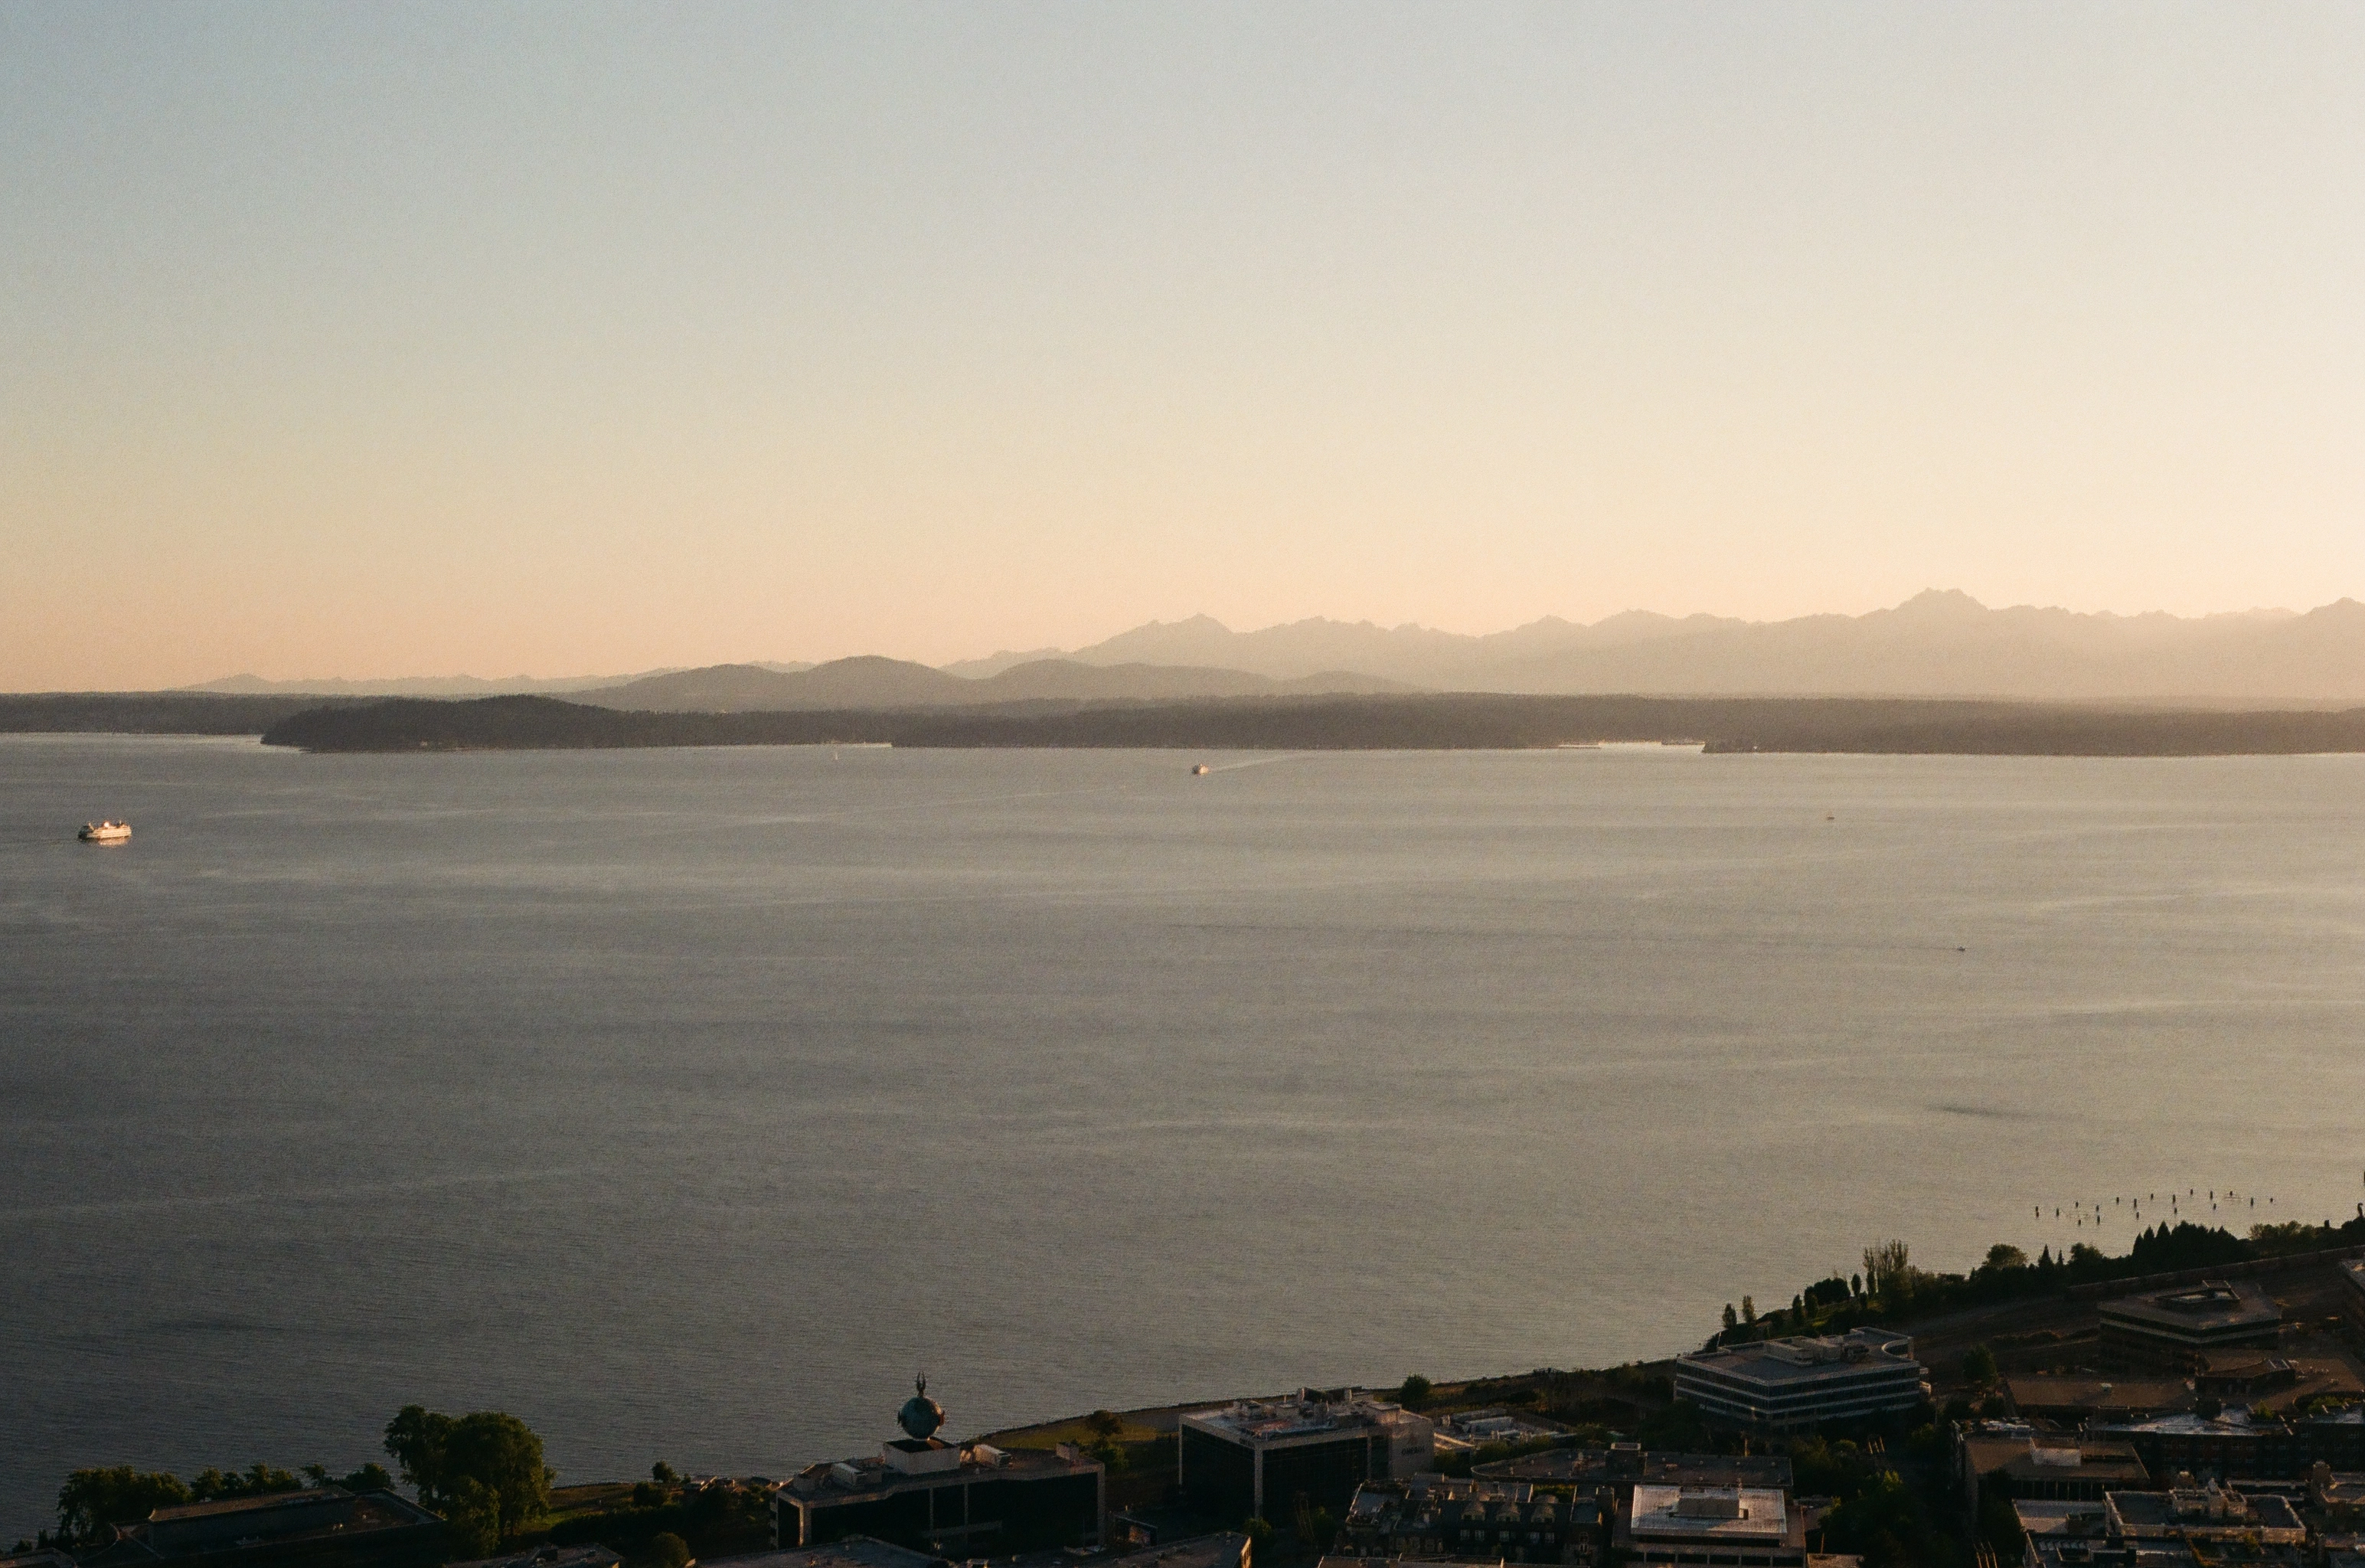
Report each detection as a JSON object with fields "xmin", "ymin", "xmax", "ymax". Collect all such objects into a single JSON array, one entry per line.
[
  {"xmin": 384, "ymin": 1406, "xmax": 553, "ymax": 1545},
  {"xmin": 652, "ymin": 1462, "xmax": 681, "ymax": 1486},
  {"xmin": 1982, "ymin": 1243, "xmax": 2028, "ymax": 1272},
  {"xmin": 650, "ymin": 1532, "xmax": 692, "ymax": 1568},
  {"xmin": 1962, "ymin": 1344, "xmax": 1999, "ymax": 1387},
  {"xmin": 1722, "ymin": 1304, "xmax": 1739, "ymax": 1334},
  {"xmin": 57, "ymin": 1468, "xmax": 192, "ymax": 1546},
  {"xmin": 1397, "ymin": 1375, "xmax": 1433, "ymax": 1410},
  {"xmin": 301, "ymin": 1463, "xmax": 394, "ymax": 1492},
  {"xmin": 190, "ymin": 1464, "xmax": 303, "ymax": 1502},
  {"xmin": 1863, "ymin": 1240, "xmax": 1911, "ymax": 1302},
  {"xmin": 1740, "ymin": 1295, "xmax": 1756, "ymax": 1327},
  {"xmin": 443, "ymin": 1478, "xmax": 502, "ymax": 1559},
  {"xmin": 1293, "ymin": 1499, "xmax": 1337, "ymax": 1553},
  {"xmin": 1242, "ymin": 1517, "xmax": 1274, "ymax": 1550},
  {"xmin": 1085, "ymin": 1410, "xmax": 1124, "ymax": 1442}
]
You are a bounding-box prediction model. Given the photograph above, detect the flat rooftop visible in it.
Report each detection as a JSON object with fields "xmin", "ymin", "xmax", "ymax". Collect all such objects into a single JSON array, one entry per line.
[
  {"xmin": 785, "ymin": 1445, "xmax": 1098, "ymax": 1500},
  {"xmin": 2028, "ymin": 1542, "xmax": 2203, "ymax": 1568},
  {"xmin": 2108, "ymin": 1488, "xmax": 2303, "ymax": 1537},
  {"xmin": 2100, "ymin": 1282, "xmax": 2281, "ymax": 1335},
  {"xmin": 2014, "ymin": 1500, "xmax": 2112, "ymax": 1539},
  {"xmin": 1476, "ymin": 1447, "xmax": 1793, "ymax": 1489},
  {"xmin": 1185, "ymin": 1396, "xmax": 1410, "ymax": 1443},
  {"xmin": 87, "ymin": 1488, "xmax": 442, "ymax": 1565},
  {"xmin": 1959, "ymin": 1436, "xmax": 2148, "ymax": 1485},
  {"xmin": 2091, "ymin": 1409, "xmax": 2285, "ymax": 1439},
  {"xmin": 1678, "ymin": 1329, "xmax": 1919, "ymax": 1386},
  {"xmin": 1625, "ymin": 1487, "xmax": 1794, "ymax": 1547},
  {"xmin": 2004, "ymin": 1374, "xmax": 2195, "ymax": 1416}
]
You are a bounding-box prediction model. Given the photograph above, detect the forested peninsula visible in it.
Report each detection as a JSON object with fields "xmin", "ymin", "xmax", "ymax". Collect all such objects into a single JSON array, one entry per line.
[{"xmin": 247, "ymin": 692, "xmax": 2365, "ymax": 756}]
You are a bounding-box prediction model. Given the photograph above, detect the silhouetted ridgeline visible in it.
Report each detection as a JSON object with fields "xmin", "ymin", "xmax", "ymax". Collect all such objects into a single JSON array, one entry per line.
[
  {"xmin": 255, "ymin": 693, "xmax": 2365, "ymax": 755},
  {"xmin": 0, "ymin": 693, "xmax": 358, "ymax": 734}
]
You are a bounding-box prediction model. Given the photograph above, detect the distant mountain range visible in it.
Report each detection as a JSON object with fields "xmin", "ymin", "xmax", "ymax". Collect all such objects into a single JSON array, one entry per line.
[
  {"xmin": 953, "ymin": 592, "xmax": 2365, "ymax": 703},
  {"xmin": 178, "ymin": 593, "xmax": 2365, "ymax": 707},
  {"xmin": 573, "ymin": 657, "xmax": 1413, "ymax": 711},
  {"xmin": 188, "ymin": 664, "xmax": 815, "ymax": 697}
]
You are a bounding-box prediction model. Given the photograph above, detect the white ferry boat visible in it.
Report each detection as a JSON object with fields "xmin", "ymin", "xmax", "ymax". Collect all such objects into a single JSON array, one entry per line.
[{"xmin": 78, "ymin": 820, "xmax": 132, "ymax": 843}]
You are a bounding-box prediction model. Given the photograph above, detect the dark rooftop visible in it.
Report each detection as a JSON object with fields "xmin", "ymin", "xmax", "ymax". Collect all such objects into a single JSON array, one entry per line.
[
  {"xmin": 85, "ymin": 1488, "xmax": 442, "ymax": 1567},
  {"xmin": 1476, "ymin": 1446, "xmax": 1792, "ymax": 1491},
  {"xmin": 2100, "ymin": 1282, "xmax": 2282, "ymax": 1335}
]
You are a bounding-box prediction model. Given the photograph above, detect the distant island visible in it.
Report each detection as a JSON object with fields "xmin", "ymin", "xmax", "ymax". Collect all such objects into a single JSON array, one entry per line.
[{"xmin": 247, "ymin": 692, "xmax": 2365, "ymax": 756}]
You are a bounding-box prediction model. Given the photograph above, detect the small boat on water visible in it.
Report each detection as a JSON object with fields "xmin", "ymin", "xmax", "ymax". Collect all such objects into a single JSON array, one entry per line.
[
  {"xmin": 1191, "ymin": 763, "xmax": 1210, "ymax": 776},
  {"xmin": 78, "ymin": 820, "xmax": 132, "ymax": 843}
]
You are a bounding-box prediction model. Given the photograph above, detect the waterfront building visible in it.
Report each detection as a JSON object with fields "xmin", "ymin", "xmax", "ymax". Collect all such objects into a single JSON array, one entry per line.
[
  {"xmin": 1671, "ymin": 1330, "xmax": 1927, "ymax": 1431},
  {"xmin": 77, "ymin": 1488, "xmax": 444, "ymax": 1568},
  {"xmin": 1339, "ymin": 1478, "xmax": 1604, "ymax": 1566},
  {"xmin": 2097, "ymin": 1282, "xmax": 2282, "ymax": 1369},
  {"xmin": 1178, "ymin": 1391, "xmax": 1434, "ymax": 1523},
  {"xmin": 776, "ymin": 1379, "xmax": 1105, "ymax": 1553},
  {"xmin": 1615, "ymin": 1486, "xmax": 1806, "ymax": 1568}
]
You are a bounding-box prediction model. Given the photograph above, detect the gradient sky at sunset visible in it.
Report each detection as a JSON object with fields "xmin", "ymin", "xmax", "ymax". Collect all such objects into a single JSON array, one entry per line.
[{"xmin": 5, "ymin": 3, "xmax": 2361, "ymax": 688}]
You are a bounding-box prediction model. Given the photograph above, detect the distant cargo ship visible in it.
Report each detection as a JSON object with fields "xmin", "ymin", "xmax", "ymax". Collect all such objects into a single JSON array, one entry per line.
[{"xmin": 78, "ymin": 820, "xmax": 131, "ymax": 843}]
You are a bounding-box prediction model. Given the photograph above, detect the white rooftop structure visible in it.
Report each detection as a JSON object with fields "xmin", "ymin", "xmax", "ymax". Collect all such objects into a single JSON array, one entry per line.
[{"xmin": 1623, "ymin": 1485, "xmax": 1805, "ymax": 1566}]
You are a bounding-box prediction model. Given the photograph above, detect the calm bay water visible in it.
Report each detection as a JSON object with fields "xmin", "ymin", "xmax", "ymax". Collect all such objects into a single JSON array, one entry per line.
[{"xmin": 5, "ymin": 737, "xmax": 2365, "ymax": 1534}]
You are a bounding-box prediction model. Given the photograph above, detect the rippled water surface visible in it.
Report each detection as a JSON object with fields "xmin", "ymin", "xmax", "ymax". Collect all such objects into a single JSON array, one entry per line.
[{"xmin": 6, "ymin": 737, "xmax": 2365, "ymax": 1534}]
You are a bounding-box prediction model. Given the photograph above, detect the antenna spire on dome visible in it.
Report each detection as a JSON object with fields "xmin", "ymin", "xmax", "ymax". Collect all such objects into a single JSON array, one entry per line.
[{"xmin": 897, "ymin": 1372, "xmax": 946, "ymax": 1440}]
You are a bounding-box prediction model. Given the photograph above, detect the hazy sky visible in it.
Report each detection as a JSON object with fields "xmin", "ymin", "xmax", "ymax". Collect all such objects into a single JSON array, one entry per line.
[{"xmin": 5, "ymin": 4, "xmax": 2362, "ymax": 687}]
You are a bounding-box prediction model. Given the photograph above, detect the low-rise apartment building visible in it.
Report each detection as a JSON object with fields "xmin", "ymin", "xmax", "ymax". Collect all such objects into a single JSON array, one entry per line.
[{"xmin": 1339, "ymin": 1478, "xmax": 1603, "ymax": 1566}]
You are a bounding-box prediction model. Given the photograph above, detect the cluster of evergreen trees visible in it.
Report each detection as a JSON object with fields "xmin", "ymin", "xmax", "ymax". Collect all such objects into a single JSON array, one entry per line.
[{"xmin": 1713, "ymin": 1212, "xmax": 2365, "ymax": 1347}]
